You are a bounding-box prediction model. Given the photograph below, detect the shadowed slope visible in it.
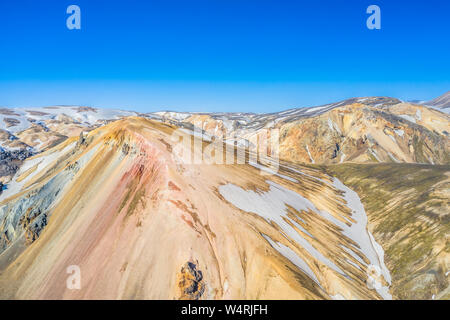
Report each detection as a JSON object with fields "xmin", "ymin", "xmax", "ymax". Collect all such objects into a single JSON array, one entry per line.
[{"xmin": 325, "ymin": 163, "xmax": 449, "ymax": 299}]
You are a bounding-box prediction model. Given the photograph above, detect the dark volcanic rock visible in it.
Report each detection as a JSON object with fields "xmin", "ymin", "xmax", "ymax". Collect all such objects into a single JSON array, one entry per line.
[{"xmin": 0, "ymin": 148, "xmax": 34, "ymax": 180}]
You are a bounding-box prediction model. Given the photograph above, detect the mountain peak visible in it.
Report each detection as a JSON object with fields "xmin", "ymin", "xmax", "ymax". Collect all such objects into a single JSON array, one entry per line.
[{"xmin": 425, "ymin": 91, "xmax": 450, "ymax": 111}]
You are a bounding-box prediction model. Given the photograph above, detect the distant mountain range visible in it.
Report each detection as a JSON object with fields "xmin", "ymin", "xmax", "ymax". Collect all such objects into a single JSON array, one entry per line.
[
  {"xmin": 0, "ymin": 93, "xmax": 449, "ymax": 170},
  {"xmin": 0, "ymin": 93, "xmax": 448, "ymax": 183}
]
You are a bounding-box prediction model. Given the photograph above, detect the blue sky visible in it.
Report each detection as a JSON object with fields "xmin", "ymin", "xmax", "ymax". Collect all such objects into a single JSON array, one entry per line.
[{"xmin": 0, "ymin": 0, "xmax": 448, "ymax": 113}]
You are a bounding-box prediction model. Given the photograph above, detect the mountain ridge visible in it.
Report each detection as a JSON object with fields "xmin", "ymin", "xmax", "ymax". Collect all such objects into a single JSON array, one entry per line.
[
  {"xmin": 425, "ymin": 91, "xmax": 450, "ymax": 112},
  {"xmin": 0, "ymin": 117, "xmax": 392, "ymax": 299},
  {"xmin": 0, "ymin": 115, "xmax": 447, "ymax": 300},
  {"xmin": 0, "ymin": 96, "xmax": 448, "ymax": 186}
]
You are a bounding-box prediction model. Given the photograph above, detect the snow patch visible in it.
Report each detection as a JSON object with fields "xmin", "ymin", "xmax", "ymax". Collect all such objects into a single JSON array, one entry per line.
[
  {"xmin": 304, "ymin": 105, "xmax": 330, "ymax": 114},
  {"xmin": 388, "ymin": 152, "xmax": 400, "ymax": 163},
  {"xmin": 219, "ymin": 177, "xmax": 393, "ymax": 299},
  {"xmin": 399, "ymin": 114, "xmax": 416, "ymax": 123},
  {"xmin": 219, "ymin": 181, "xmax": 346, "ymax": 277},
  {"xmin": 305, "ymin": 145, "xmax": 315, "ymax": 164},
  {"xmin": 369, "ymin": 149, "xmax": 381, "ymax": 162},
  {"xmin": 0, "ymin": 142, "xmax": 76, "ymax": 202},
  {"xmin": 332, "ymin": 178, "xmax": 392, "ymax": 300},
  {"xmin": 262, "ymin": 234, "xmax": 320, "ymax": 286},
  {"xmin": 415, "ymin": 109, "xmax": 422, "ymax": 121}
]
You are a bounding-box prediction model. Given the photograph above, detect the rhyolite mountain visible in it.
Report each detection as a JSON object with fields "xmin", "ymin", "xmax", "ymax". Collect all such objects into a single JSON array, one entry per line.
[{"xmin": 0, "ymin": 95, "xmax": 448, "ymax": 300}]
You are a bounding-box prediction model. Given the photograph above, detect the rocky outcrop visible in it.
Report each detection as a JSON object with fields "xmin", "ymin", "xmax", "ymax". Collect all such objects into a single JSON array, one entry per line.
[
  {"xmin": 0, "ymin": 148, "xmax": 34, "ymax": 182},
  {"xmin": 277, "ymin": 103, "xmax": 449, "ymax": 165},
  {"xmin": 0, "ymin": 141, "xmax": 81, "ymax": 255},
  {"xmin": 177, "ymin": 261, "xmax": 205, "ymax": 300},
  {"xmin": 23, "ymin": 211, "xmax": 48, "ymax": 245}
]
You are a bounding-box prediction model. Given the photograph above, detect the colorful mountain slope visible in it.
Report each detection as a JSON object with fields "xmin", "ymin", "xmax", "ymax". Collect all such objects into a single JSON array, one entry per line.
[{"xmin": 0, "ymin": 117, "xmax": 393, "ymax": 299}]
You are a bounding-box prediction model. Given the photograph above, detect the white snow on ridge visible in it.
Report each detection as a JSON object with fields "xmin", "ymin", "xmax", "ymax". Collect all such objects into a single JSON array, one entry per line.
[
  {"xmin": 426, "ymin": 104, "xmax": 450, "ymax": 114},
  {"xmin": 0, "ymin": 106, "xmax": 138, "ymax": 136},
  {"xmin": 219, "ymin": 173, "xmax": 392, "ymax": 299},
  {"xmin": 25, "ymin": 107, "xmax": 137, "ymax": 125},
  {"xmin": 179, "ymin": 128, "xmax": 212, "ymax": 142},
  {"xmin": 328, "ymin": 118, "xmax": 334, "ymax": 131},
  {"xmin": 262, "ymin": 234, "xmax": 321, "ymax": 286},
  {"xmin": 327, "ymin": 118, "xmax": 341, "ymax": 134},
  {"xmin": 305, "ymin": 145, "xmax": 315, "ymax": 164},
  {"xmin": 0, "ymin": 106, "xmax": 139, "ymax": 150},
  {"xmin": 369, "ymin": 149, "xmax": 381, "ymax": 162},
  {"xmin": 388, "ymin": 135, "xmax": 396, "ymax": 143},
  {"xmin": 0, "ymin": 112, "xmax": 31, "ymax": 134},
  {"xmin": 388, "ymin": 152, "xmax": 400, "ymax": 163},
  {"xmin": 415, "ymin": 109, "xmax": 422, "ymax": 121},
  {"xmin": 219, "ymin": 180, "xmax": 346, "ymax": 279},
  {"xmin": 332, "ymin": 178, "xmax": 392, "ymax": 300},
  {"xmin": 0, "ymin": 142, "xmax": 77, "ymax": 202},
  {"xmin": 154, "ymin": 111, "xmax": 191, "ymax": 121},
  {"xmin": 398, "ymin": 114, "xmax": 416, "ymax": 123},
  {"xmin": 303, "ymin": 105, "xmax": 330, "ymax": 114}
]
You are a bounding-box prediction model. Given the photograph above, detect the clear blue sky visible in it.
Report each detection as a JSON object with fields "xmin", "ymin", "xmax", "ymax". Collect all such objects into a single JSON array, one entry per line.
[{"xmin": 0, "ymin": 0, "xmax": 448, "ymax": 112}]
